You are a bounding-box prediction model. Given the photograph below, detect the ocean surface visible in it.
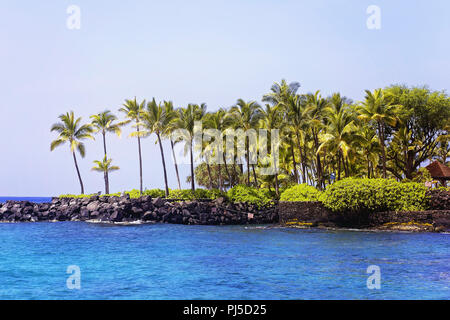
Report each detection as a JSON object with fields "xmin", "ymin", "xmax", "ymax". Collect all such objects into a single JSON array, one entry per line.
[
  {"xmin": 0, "ymin": 221, "xmax": 449, "ymax": 300},
  {"xmin": 0, "ymin": 197, "xmax": 52, "ymax": 203}
]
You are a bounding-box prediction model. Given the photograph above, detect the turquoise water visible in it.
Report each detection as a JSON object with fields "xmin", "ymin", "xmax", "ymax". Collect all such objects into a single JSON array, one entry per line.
[{"xmin": 0, "ymin": 222, "xmax": 448, "ymax": 300}]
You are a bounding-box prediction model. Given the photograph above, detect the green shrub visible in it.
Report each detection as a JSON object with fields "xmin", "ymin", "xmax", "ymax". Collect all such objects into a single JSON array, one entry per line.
[
  {"xmin": 227, "ymin": 185, "xmax": 273, "ymax": 206},
  {"xmin": 321, "ymin": 178, "xmax": 428, "ymax": 213},
  {"xmin": 280, "ymin": 184, "xmax": 322, "ymax": 202},
  {"xmin": 143, "ymin": 189, "xmax": 166, "ymax": 198}
]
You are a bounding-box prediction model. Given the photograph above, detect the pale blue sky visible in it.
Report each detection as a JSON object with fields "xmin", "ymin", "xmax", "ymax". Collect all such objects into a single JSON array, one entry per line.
[{"xmin": 0, "ymin": 0, "xmax": 448, "ymax": 196}]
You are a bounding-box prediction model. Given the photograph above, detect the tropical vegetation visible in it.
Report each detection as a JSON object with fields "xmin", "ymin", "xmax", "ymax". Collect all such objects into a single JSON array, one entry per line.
[{"xmin": 50, "ymin": 81, "xmax": 449, "ymax": 207}]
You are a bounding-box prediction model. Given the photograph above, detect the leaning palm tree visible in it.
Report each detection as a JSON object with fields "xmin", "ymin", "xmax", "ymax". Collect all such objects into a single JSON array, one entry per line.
[
  {"xmin": 50, "ymin": 111, "xmax": 94, "ymax": 194},
  {"xmin": 119, "ymin": 98, "xmax": 146, "ymax": 194},
  {"xmin": 90, "ymin": 110, "xmax": 122, "ymax": 193},
  {"xmin": 91, "ymin": 156, "xmax": 120, "ymax": 194},
  {"xmin": 357, "ymin": 89, "xmax": 398, "ymax": 178},
  {"xmin": 173, "ymin": 103, "xmax": 207, "ymax": 191},
  {"xmin": 141, "ymin": 98, "xmax": 175, "ymax": 197},
  {"xmin": 230, "ymin": 99, "xmax": 262, "ymax": 186}
]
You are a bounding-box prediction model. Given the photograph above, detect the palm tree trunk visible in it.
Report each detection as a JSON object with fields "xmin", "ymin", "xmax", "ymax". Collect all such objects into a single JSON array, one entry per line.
[
  {"xmin": 296, "ymin": 131, "xmax": 306, "ymax": 184},
  {"xmin": 252, "ymin": 164, "xmax": 258, "ymax": 188},
  {"xmin": 337, "ymin": 151, "xmax": 341, "ymax": 181},
  {"xmin": 170, "ymin": 140, "xmax": 181, "ymax": 189},
  {"xmin": 246, "ymin": 144, "xmax": 250, "ymax": 186},
  {"xmin": 206, "ymin": 161, "xmax": 213, "ymax": 189},
  {"xmin": 223, "ymin": 153, "xmax": 232, "ymax": 188},
  {"xmin": 157, "ymin": 133, "xmax": 170, "ymax": 197},
  {"xmin": 378, "ymin": 122, "xmax": 387, "ymax": 178},
  {"xmin": 102, "ymin": 132, "xmax": 110, "ymax": 194},
  {"xmin": 190, "ymin": 139, "xmax": 195, "ymax": 191},
  {"xmin": 218, "ymin": 163, "xmax": 223, "ymax": 190},
  {"xmin": 367, "ymin": 154, "xmax": 370, "ymax": 178},
  {"xmin": 72, "ymin": 151, "xmax": 84, "ymax": 195},
  {"xmin": 274, "ymin": 152, "xmax": 279, "ymax": 196},
  {"xmin": 136, "ymin": 123, "xmax": 143, "ymax": 194},
  {"xmin": 290, "ymin": 143, "xmax": 299, "ymax": 183}
]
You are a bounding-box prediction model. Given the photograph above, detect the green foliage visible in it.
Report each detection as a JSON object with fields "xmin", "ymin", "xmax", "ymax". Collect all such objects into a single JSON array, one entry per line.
[
  {"xmin": 321, "ymin": 178, "xmax": 428, "ymax": 213},
  {"xmin": 227, "ymin": 185, "xmax": 273, "ymax": 206},
  {"xmin": 280, "ymin": 184, "xmax": 322, "ymax": 201},
  {"xmin": 143, "ymin": 189, "xmax": 166, "ymax": 198},
  {"xmin": 167, "ymin": 188, "xmax": 226, "ymax": 200}
]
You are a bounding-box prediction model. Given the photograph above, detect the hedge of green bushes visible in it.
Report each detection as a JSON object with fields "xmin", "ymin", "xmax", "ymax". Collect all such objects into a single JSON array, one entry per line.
[
  {"xmin": 226, "ymin": 185, "xmax": 274, "ymax": 206},
  {"xmin": 320, "ymin": 178, "xmax": 428, "ymax": 213},
  {"xmin": 279, "ymin": 184, "xmax": 322, "ymax": 202}
]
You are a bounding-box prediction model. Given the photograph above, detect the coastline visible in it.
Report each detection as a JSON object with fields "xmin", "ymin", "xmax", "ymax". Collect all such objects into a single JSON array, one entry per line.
[{"xmin": 1, "ymin": 196, "xmax": 449, "ymax": 233}]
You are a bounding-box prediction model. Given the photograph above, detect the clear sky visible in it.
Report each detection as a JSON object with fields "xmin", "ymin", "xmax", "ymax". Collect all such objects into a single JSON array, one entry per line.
[{"xmin": 0, "ymin": 0, "xmax": 449, "ymax": 196}]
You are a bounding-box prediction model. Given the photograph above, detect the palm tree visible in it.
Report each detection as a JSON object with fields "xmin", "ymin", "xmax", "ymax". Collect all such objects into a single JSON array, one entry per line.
[
  {"xmin": 259, "ymin": 104, "xmax": 283, "ymax": 195},
  {"xmin": 305, "ymin": 91, "xmax": 329, "ymax": 189},
  {"xmin": 204, "ymin": 109, "xmax": 233, "ymax": 190},
  {"xmin": 90, "ymin": 110, "xmax": 122, "ymax": 194},
  {"xmin": 173, "ymin": 103, "xmax": 207, "ymax": 191},
  {"xmin": 284, "ymin": 94, "xmax": 308, "ymax": 183},
  {"xmin": 318, "ymin": 106, "xmax": 356, "ymax": 180},
  {"xmin": 91, "ymin": 156, "xmax": 120, "ymax": 194},
  {"xmin": 119, "ymin": 98, "xmax": 146, "ymax": 194},
  {"xmin": 50, "ymin": 111, "xmax": 94, "ymax": 194},
  {"xmin": 358, "ymin": 89, "xmax": 398, "ymax": 178},
  {"xmin": 163, "ymin": 101, "xmax": 182, "ymax": 190},
  {"xmin": 141, "ymin": 98, "xmax": 175, "ymax": 197},
  {"xmin": 262, "ymin": 79, "xmax": 301, "ymax": 106},
  {"xmin": 230, "ymin": 99, "xmax": 262, "ymax": 186}
]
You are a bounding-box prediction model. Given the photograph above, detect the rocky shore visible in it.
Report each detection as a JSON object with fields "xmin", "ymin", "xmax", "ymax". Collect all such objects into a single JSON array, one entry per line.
[
  {"xmin": 1, "ymin": 195, "xmax": 449, "ymax": 232},
  {"xmin": 0, "ymin": 195, "xmax": 277, "ymax": 225}
]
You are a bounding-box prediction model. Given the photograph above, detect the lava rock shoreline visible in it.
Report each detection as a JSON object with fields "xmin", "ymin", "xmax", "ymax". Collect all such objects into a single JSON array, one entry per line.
[{"xmin": 0, "ymin": 195, "xmax": 278, "ymax": 225}]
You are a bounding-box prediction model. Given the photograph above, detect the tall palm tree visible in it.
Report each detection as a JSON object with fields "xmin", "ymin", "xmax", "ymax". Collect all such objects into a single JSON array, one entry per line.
[
  {"xmin": 163, "ymin": 101, "xmax": 182, "ymax": 190},
  {"xmin": 204, "ymin": 109, "xmax": 233, "ymax": 190},
  {"xmin": 50, "ymin": 111, "xmax": 94, "ymax": 194},
  {"xmin": 119, "ymin": 98, "xmax": 146, "ymax": 194},
  {"xmin": 173, "ymin": 103, "xmax": 207, "ymax": 191},
  {"xmin": 91, "ymin": 156, "xmax": 120, "ymax": 194},
  {"xmin": 305, "ymin": 91, "xmax": 329, "ymax": 189},
  {"xmin": 90, "ymin": 110, "xmax": 122, "ymax": 194},
  {"xmin": 358, "ymin": 89, "xmax": 398, "ymax": 178},
  {"xmin": 230, "ymin": 99, "xmax": 262, "ymax": 186},
  {"xmin": 262, "ymin": 79, "xmax": 301, "ymax": 106},
  {"xmin": 284, "ymin": 94, "xmax": 308, "ymax": 183},
  {"xmin": 141, "ymin": 98, "xmax": 175, "ymax": 197},
  {"xmin": 259, "ymin": 104, "xmax": 283, "ymax": 195},
  {"xmin": 318, "ymin": 106, "xmax": 356, "ymax": 180}
]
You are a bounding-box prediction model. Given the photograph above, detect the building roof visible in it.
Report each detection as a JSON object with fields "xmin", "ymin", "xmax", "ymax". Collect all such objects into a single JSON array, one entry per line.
[{"xmin": 426, "ymin": 161, "xmax": 450, "ymax": 179}]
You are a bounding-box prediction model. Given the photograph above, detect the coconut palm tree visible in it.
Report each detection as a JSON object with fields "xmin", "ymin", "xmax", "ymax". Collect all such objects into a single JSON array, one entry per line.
[
  {"xmin": 119, "ymin": 98, "xmax": 146, "ymax": 194},
  {"xmin": 90, "ymin": 110, "xmax": 122, "ymax": 194},
  {"xmin": 173, "ymin": 103, "xmax": 207, "ymax": 191},
  {"xmin": 204, "ymin": 109, "xmax": 233, "ymax": 190},
  {"xmin": 259, "ymin": 104, "xmax": 283, "ymax": 195},
  {"xmin": 305, "ymin": 91, "xmax": 329, "ymax": 189},
  {"xmin": 318, "ymin": 106, "xmax": 356, "ymax": 181},
  {"xmin": 358, "ymin": 89, "xmax": 399, "ymax": 178},
  {"xmin": 91, "ymin": 156, "xmax": 120, "ymax": 194},
  {"xmin": 161, "ymin": 101, "xmax": 182, "ymax": 190},
  {"xmin": 230, "ymin": 99, "xmax": 262, "ymax": 186},
  {"xmin": 50, "ymin": 111, "xmax": 94, "ymax": 194},
  {"xmin": 141, "ymin": 98, "xmax": 175, "ymax": 197}
]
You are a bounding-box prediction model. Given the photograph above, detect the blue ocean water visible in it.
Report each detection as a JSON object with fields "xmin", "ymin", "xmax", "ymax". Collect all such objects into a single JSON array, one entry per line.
[
  {"xmin": 0, "ymin": 197, "xmax": 51, "ymax": 203},
  {"xmin": 0, "ymin": 222, "xmax": 448, "ymax": 300}
]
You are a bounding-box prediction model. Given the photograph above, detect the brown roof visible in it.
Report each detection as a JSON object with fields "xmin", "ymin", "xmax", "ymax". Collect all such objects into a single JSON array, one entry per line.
[{"xmin": 426, "ymin": 161, "xmax": 450, "ymax": 179}]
